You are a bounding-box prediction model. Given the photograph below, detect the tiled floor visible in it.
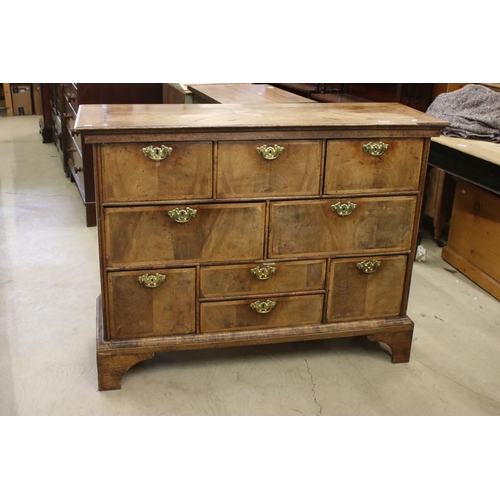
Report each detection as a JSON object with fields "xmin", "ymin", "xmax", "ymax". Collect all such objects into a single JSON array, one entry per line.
[{"xmin": 1, "ymin": 113, "xmax": 500, "ymax": 416}]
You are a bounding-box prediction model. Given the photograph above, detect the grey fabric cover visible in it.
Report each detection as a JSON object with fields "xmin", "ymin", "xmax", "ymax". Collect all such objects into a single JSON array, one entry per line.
[{"xmin": 426, "ymin": 84, "xmax": 500, "ymax": 143}]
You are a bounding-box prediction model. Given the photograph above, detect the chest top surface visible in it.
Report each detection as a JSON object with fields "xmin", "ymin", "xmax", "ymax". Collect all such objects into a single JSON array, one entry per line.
[{"xmin": 74, "ymin": 102, "xmax": 448, "ymax": 136}]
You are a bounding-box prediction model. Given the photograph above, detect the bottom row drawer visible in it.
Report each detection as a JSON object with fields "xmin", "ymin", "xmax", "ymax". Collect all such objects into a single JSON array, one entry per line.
[
  {"xmin": 326, "ymin": 255, "xmax": 407, "ymax": 322},
  {"xmin": 107, "ymin": 268, "xmax": 197, "ymax": 339},
  {"xmin": 106, "ymin": 255, "xmax": 408, "ymax": 340},
  {"xmin": 200, "ymin": 295, "xmax": 324, "ymax": 333}
]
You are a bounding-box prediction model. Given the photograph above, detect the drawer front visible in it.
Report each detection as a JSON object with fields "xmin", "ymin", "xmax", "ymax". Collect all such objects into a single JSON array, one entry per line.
[
  {"xmin": 63, "ymin": 97, "xmax": 77, "ymax": 130},
  {"xmin": 101, "ymin": 142, "xmax": 213, "ymax": 203},
  {"xmin": 67, "ymin": 134, "xmax": 83, "ymax": 178},
  {"xmin": 269, "ymin": 196, "xmax": 416, "ymax": 258},
  {"xmin": 324, "ymin": 139, "xmax": 423, "ymax": 195},
  {"xmin": 62, "ymin": 83, "xmax": 79, "ymax": 109},
  {"xmin": 326, "ymin": 255, "xmax": 407, "ymax": 322},
  {"xmin": 217, "ymin": 140, "xmax": 322, "ymax": 198},
  {"xmin": 107, "ymin": 268, "xmax": 196, "ymax": 339},
  {"xmin": 105, "ymin": 203, "xmax": 266, "ymax": 267},
  {"xmin": 200, "ymin": 259, "xmax": 326, "ymax": 298},
  {"xmin": 200, "ymin": 294, "xmax": 324, "ymax": 333}
]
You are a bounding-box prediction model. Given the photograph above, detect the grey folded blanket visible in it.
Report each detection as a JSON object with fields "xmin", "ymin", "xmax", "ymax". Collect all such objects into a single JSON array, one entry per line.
[{"xmin": 426, "ymin": 84, "xmax": 500, "ymax": 142}]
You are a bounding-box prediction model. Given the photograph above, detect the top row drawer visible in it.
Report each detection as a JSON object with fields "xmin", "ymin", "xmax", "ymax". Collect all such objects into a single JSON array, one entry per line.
[{"xmin": 99, "ymin": 138, "xmax": 423, "ymax": 203}]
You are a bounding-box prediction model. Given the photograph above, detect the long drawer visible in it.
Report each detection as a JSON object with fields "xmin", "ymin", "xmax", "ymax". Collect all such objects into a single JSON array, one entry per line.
[
  {"xmin": 269, "ymin": 196, "xmax": 417, "ymax": 258},
  {"xmin": 104, "ymin": 203, "xmax": 266, "ymax": 267}
]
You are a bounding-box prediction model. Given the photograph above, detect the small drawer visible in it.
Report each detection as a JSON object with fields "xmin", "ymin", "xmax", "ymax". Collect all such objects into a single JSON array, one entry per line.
[
  {"xmin": 326, "ymin": 255, "xmax": 407, "ymax": 322},
  {"xmin": 200, "ymin": 259, "xmax": 326, "ymax": 298},
  {"xmin": 104, "ymin": 202, "xmax": 266, "ymax": 267},
  {"xmin": 269, "ymin": 196, "xmax": 416, "ymax": 258},
  {"xmin": 200, "ymin": 294, "xmax": 324, "ymax": 333},
  {"xmin": 324, "ymin": 139, "xmax": 423, "ymax": 195},
  {"xmin": 101, "ymin": 141, "xmax": 213, "ymax": 203},
  {"xmin": 217, "ymin": 140, "xmax": 322, "ymax": 198},
  {"xmin": 107, "ymin": 268, "xmax": 196, "ymax": 340}
]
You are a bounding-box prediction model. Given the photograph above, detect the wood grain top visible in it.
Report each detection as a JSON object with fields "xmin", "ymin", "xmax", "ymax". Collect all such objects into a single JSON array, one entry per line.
[
  {"xmin": 74, "ymin": 102, "xmax": 448, "ymax": 135},
  {"xmin": 187, "ymin": 84, "xmax": 314, "ymax": 104}
]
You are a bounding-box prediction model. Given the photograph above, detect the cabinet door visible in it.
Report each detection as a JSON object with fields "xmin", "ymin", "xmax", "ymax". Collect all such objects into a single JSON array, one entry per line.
[
  {"xmin": 326, "ymin": 255, "xmax": 407, "ymax": 322},
  {"xmin": 107, "ymin": 268, "xmax": 196, "ymax": 339},
  {"xmin": 217, "ymin": 140, "xmax": 322, "ymax": 198},
  {"xmin": 269, "ymin": 196, "xmax": 417, "ymax": 258},
  {"xmin": 105, "ymin": 203, "xmax": 266, "ymax": 267},
  {"xmin": 101, "ymin": 142, "xmax": 213, "ymax": 202},
  {"xmin": 324, "ymin": 139, "xmax": 423, "ymax": 195}
]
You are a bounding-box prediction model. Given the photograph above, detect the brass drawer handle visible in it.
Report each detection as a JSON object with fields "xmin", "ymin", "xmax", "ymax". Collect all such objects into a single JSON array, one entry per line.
[
  {"xmin": 331, "ymin": 201, "xmax": 357, "ymax": 217},
  {"xmin": 362, "ymin": 141, "xmax": 389, "ymax": 157},
  {"xmin": 138, "ymin": 273, "xmax": 166, "ymax": 288},
  {"xmin": 357, "ymin": 260, "xmax": 382, "ymax": 274},
  {"xmin": 256, "ymin": 144, "xmax": 285, "ymax": 161},
  {"xmin": 142, "ymin": 145, "xmax": 173, "ymax": 161},
  {"xmin": 168, "ymin": 207, "xmax": 197, "ymax": 223},
  {"xmin": 250, "ymin": 299, "xmax": 277, "ymax": 314},
  {"xmin": 250, "ymin": 264, "xmax": 277, "ymax": 280}
]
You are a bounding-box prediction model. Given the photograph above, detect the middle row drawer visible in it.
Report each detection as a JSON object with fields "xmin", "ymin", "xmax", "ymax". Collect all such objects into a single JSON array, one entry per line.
[{"xmin": 104, "ymin": 197, "xmax": 416, "ymax": 267}]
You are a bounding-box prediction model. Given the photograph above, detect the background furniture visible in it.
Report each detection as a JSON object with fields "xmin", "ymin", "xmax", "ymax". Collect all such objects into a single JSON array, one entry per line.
[
  {"xmin": 428, "ymin": 136, "xmax": 500, "ymax": 300},
  {"xmin": 162, "ymin": 83, "xmax": 193, "ymax": 104},
  {"xmin": 75, "ymin": 102, "xmax": 446, "ymax": 390},
  {"xmin": 188, "ymin": 84, "xmax": 314, "ymax": 104},
  {"xmin": 42, "ymin": 84, "xmax": 164, "ymax": 226},
  {"xmin": 270, "ymin": 83, "xmax": 435, "ymax": 111}
]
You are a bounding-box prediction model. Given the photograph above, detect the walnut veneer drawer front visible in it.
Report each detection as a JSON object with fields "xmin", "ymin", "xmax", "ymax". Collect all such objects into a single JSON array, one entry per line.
[
  {"xmin": 105, "ymin": 203, "xmax": 266, "ymax": 267},
  {"xmin": 324, "ymin": 139, "xmax": 423, "ymax": 194},
  {"xmin": 107, "ymin": 268, "xmax": 196, "ymax": 339},
  {"xmin": 217, "ymin": 140, "xmax": 322, "ymax": 198},
  {"xmin": 326, "ymin": 255, "xmax": 407, "ymax": 322},
  {"xmin": 200, "ymin": 260, "xmax": 326, "ymax": 298},
  {"xmin": 269, "ymin": 196, "xmax": 417, "ymax": 258},
  {"xmin": 101, "ymin": 142, "xmax": 213, "ymax": 203},
  {"xmin": 200, "ymin": 294, "xmax": 324, "ymax": 333}
]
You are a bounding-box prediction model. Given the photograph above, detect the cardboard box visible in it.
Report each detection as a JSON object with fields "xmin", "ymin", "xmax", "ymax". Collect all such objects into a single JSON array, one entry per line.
[
  {"xmin": 32, "ymin": 84, "xmax": 43, "ymax": 115},
  {"xmin": 11, "ymin": 84, "xmax": 33, "ymax": 115}
]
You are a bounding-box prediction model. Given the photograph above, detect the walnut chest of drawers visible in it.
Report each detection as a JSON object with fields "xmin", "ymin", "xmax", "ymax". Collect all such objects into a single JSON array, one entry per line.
[{"xmin": 74, "ymin": 102, "xmax": 447, "ymax": 390}]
